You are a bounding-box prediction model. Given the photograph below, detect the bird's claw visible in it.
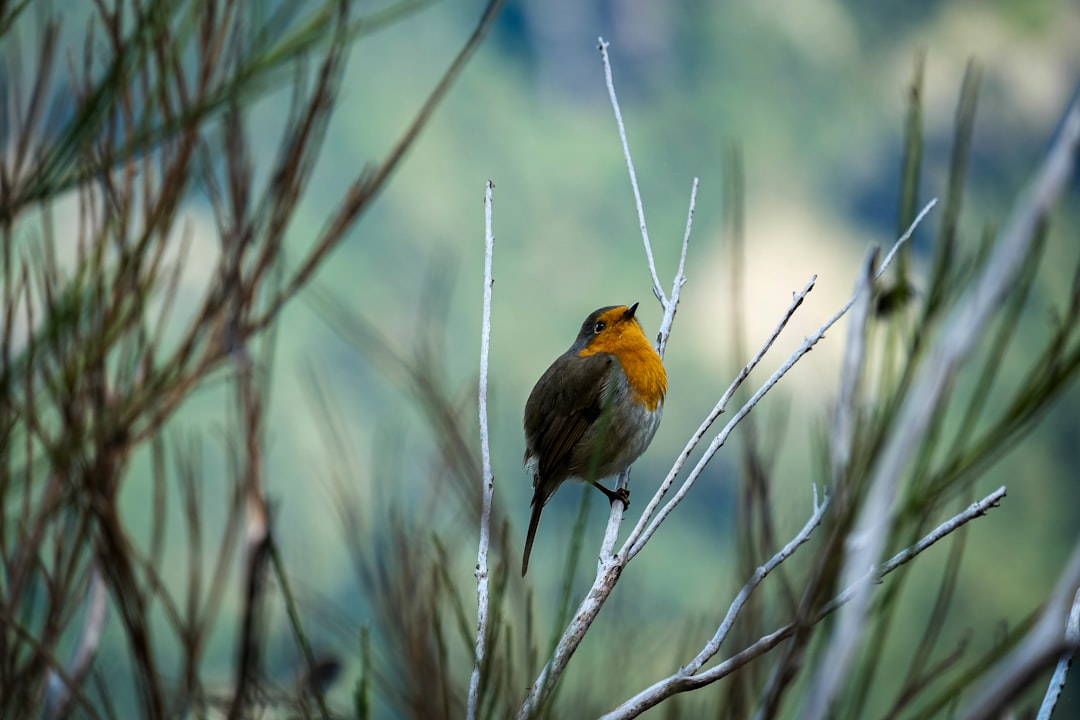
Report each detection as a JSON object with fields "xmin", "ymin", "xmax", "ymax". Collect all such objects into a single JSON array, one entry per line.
[{"xmin": 591, "ymin": 480, "xmax": 630, "ymax": 509}]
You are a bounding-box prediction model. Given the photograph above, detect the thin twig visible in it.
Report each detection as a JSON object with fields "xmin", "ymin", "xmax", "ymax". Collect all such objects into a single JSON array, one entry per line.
[
  {"xmin": 684, "ymin": 487, "xmax": 829, "ymax": 676},
  {"xmin": 1036, "ymin": 586, "xmax": 1080, "ymax": 720},
  {"xmin": 467, "ymin": 180, "xmax": 496, "ymax": 720},
  {"xmin": 598, "ymin": 36, "xmax": 665, "ymax": 305},
  {"xmin": 228, "ymin": 355, "xmax": 271, "ymax": 720},
  {"xmin": 656, "ymin": 177, "xmax": 696, "ymax": 358}
]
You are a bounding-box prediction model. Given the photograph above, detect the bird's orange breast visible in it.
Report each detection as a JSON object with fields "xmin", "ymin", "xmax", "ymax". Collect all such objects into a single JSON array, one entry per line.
[{"xmin": 578, "ymin": 317, "xmax": 667, "ymax": 411}]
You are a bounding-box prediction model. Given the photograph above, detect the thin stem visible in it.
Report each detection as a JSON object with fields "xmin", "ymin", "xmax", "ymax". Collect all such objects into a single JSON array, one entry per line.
[
  {"xmin": 683, "ymin": 487, "xmax": 828, "ymax": 676},
  {"xmin": 1036, "ymin": 587, "xmax": 1080, "ymax": 720},
  {"xmin": 467, "ymin": 180, "xmax": 496, "ymax": 720},
  {"xmin": 656, "ymin": 177, "xmax": 697, "ymax": 358},
  {"xmin": 598, "ymin": 36, "xmax": 665, "ymax": 305}
]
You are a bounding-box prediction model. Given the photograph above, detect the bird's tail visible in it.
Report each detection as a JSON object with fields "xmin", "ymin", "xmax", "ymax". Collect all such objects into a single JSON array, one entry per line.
[{"xmin": 521, "ymin": 485, "xmax": 546, "ymax": 576}]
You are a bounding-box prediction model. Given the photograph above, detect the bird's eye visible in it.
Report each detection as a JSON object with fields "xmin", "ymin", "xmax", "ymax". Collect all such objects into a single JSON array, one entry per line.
[{"xmin": 593, "ymin": 321, "xmax": 606, "ymax": 334}]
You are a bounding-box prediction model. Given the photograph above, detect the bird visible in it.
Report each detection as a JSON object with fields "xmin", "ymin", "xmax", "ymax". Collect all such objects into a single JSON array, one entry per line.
[{"xmin": 521, "ymin": 302, "xmax": 666, "ymax": 576}]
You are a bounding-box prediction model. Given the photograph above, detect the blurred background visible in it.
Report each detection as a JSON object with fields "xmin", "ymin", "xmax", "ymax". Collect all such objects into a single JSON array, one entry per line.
[{"xmin": 9, "ymin": 0, "xmax": 1080, "ymax": 715}]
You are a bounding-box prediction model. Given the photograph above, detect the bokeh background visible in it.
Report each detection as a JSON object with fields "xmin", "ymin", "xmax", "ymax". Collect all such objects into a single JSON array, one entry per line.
[{"xmin": 36, "ymin": 0, "xmax": 1079, "ymax": 714}]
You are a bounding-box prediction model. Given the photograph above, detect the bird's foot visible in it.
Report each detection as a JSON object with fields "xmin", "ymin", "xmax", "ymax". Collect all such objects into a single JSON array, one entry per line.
[{"xmin": 593, "ymin": 481, "xmax": 630, "ymax": 509}]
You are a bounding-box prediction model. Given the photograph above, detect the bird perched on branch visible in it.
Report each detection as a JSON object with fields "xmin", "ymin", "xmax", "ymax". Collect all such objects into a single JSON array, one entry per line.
[{"xmin": 522, "ymin": 303, "xmax": 666, "ymax": 576}]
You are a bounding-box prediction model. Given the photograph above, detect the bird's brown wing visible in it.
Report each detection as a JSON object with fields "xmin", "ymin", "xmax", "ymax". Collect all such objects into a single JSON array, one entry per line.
[
  {"xmin": 523, "ymin": 352, "xmax": 612, "ymax": 488},
  {"xmin": 522, "ymin": 352, "xmax": 612, "ymax": 575}
]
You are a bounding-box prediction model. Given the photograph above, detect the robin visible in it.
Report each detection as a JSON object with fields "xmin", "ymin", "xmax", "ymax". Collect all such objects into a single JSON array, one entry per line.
[{"xmin": 521, "ymin": 302, "xmax": 667, "ymax": 576}]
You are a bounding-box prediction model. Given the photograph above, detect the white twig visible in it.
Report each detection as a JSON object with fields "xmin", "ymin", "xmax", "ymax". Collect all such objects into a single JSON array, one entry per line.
[
  {"xmin": 1037, "ymin": 586, "xmax": 1080, "ymax": 720},
  {"xmin": 806, "ymin": 91, "xmax": 1080, "ymax": 720},
  {"xmin": 599, "ymin": 469, "xmax": 630, "ymax": 568},
  {"xmin": 602, "ymin": 486, "xmax": 1006, "ymax": 719},
  {"xmin": 683, "ymin": 488, "xmax": 829, "ymax": 676},
  {"xmin": 599, "ymin": 36, "xmax": 665, "ymax": 305},
  {"xmin": 467, "ymin": 181, "xmax": 496, "ymax": 720},
  {"xmin": 817, "ymin": 198, "xmax": 936, "ymax": 342},
  {"xmin": 827, "ymin": 487, "xmax": 1007, "ymax": 610},
  {"xmin": 609, "ymin": 179, "xmax": 695, "ymax": 553},
  {"xmin": 656, "ymin": 177, "xmax": 696, "ymax": 358}
]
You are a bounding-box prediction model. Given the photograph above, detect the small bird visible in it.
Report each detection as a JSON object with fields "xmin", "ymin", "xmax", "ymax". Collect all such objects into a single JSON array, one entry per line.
[{"xmin": 522, "ymin": 302, "xmax": 667, "ymax": 576}]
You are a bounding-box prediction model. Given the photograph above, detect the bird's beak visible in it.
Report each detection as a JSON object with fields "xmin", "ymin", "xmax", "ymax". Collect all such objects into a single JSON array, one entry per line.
[{"xmin": 624, "ymin": 302, "xmax": 639, "ymax": 320}]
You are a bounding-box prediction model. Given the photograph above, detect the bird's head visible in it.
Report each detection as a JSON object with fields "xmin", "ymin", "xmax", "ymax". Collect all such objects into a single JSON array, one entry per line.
[{"xmin": 570, "ymin": 303, "xmax": 639, "ymax": 353}]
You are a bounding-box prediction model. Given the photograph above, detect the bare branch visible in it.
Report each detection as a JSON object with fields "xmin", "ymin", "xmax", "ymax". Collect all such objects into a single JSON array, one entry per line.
[
  {"xmin": 684, "ymin": 488, "xmax": 829, "ymax": 676},
  {"xmin": 468, "ymin": 180, "xmax": 496, "ymax": 720},
  {"xmin": 598, "ymin": 37, "xmax": 665, "ymax": 305},
  {"xmin": 656, "ymin": 177, "xmax": 697, "ymax": 359},
  {"xmin": 1037, "ymin": 586, "xmax": 1080, "ymax": 720}
]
